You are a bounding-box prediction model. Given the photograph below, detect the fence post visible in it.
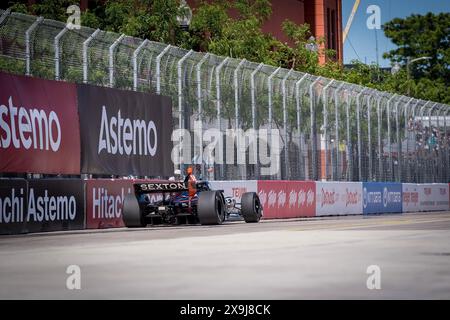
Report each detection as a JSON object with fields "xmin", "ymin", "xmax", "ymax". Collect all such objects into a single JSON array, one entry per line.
[
  {"xmin": 82, "ymin": 28, "xmax": 100, "ymax": 84},
  {"xmin": 25, "ymin": 16, "xmax": 43, "ymax": 76},
  {"xmin": 428, "ymin": 103, "xmax": 438, "ymax": 182},
  {"xmin": 109, "ymin": 33, "xmax": 125, "ymax": 87},
  {"xmin": 376, "ymin": 95, "xmax": 383, "ymax": 181},
  {"xmin": 418, "ymin": 101, "xmax": 431, "ymax": 182},
  {"xmin": 445, "ymin": 108, "xmax": 450, "ymax": 182},
  {"xmin": 395, "ymin": 98, "xmax": 402, "ymax": 182},
  {"xmin": 54, "ymin": 27, "xmax": 68, "ymax": 80},
  {"xmin": 322, "ymin": 79, "xmax": 335, "ymax": 181},
  {"xmin": 366, "ymin": 92, "xmax": 373, "ymax": 181},
  {"xmin": 267, "ymin": 67, "xmax": 281, "ymax": 179},
  {"xmin": 156, "ymin": 44, "xmax": 171, "ymax": 94},
  {"xmin": 196, "ymin": 53, "xmax": 209, "ymax": 120},
  {"xmin": 333, "ymin": 82, "xmax": 345, "ymax": 181},
  {"xmin": 345, "ymin": 89, "xmax": 353, "ymax": 181},
  {"xmin": 386, "ymin": 94, "xmax": 397, "ymax": 181},
  {"xmin": 356, "ymin": 88, "xmax": 366, "ymax": 181},
  {"xmin": 132, "ymin": 39, "xmax": 149, "ymax": 90},
  {"xmin": 309, "ymin": 76, "xmax": 322, "ymax": 181},
  {"xmin": 295, "ymin": 74, "xmax": 309, "ymax": 180},
  {"xmin": 216, "ymin": 57, "xmax": 229, "ymax": 179},
  {"xmin": 404, "ymin": 98, "xmax": 414, "ymax": 182},
  {"xmin": 437, "ymin": 105, "xmax": 445, "ymax": 182},
  {"xmin": 282, "ymin": 69, "xmax": 293, "ymax": 179},
  {"xmin": 268, "ymin": 66, "xmax": 281, "ymax": 133},
  {"xmin": 412, "ymin": 99, "xmax": 421, "ymax": 183},
  {"xmin": 177, "ymin": 50, "xmax": 193, "ymax": 173},
  {"xmin": 251, "ymin": 63, "xmax": 264, "ymax": 179},
  {"xmin": 194, "ymin": 52, "xmax": 209, "ymax": 178},
  {"xmin": 234, "ymin": 59, "xmax": 246, "ymax": 179}
]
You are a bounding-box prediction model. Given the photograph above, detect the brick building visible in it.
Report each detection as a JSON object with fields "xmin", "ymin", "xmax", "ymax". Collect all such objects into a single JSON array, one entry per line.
[
  {"xmin": 187, "ymin": 0, "xmax": 343, "ymax": 64},
  {"xmin": 262, "ymin": 0, "xmax": 343, "ymax": 64},
  {"xmin": 14, "ymin": 0, "xmax": 343, "ymax": 64}
]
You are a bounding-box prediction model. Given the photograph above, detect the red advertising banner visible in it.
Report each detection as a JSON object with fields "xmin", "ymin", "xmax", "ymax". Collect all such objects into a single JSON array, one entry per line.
[
  {"xmin": 257, "ymin": 181, "xmax": 316, "ymax": 219},
  {"xmin": 0, "ymin": 72, "xmax": 80, "ymax": 174},
  {"xmin": 85, "ymin": 179, "xmax": 135, "ymax": 229}
]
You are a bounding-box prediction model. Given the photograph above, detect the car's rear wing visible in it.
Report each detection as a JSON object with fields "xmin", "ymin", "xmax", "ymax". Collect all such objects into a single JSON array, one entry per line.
[{"xmin": 134, "ymin": 182, "xmax": 188, "ymax": 194}]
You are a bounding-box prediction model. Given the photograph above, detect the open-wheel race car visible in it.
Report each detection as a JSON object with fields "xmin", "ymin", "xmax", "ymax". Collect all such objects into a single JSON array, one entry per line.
[{"xmin": 122, "ymin": 180, "xmax": 262, "ymax": 227}]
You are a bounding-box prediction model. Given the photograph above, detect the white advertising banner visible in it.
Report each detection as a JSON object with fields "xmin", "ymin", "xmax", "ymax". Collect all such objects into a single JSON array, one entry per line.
[
  {"xmin": 403, "ymin": 183, "xmax": 449, "ymax": 212},
  {"xmin": 316, "ymin": 182, "xmax": 363, "ymax": 216},
  {"xmin": 209, "ymin": 180, "xmax": 258, "ymax": 203}
]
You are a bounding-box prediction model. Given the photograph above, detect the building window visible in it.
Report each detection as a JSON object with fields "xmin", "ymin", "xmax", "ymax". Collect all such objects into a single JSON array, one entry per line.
[
  {"xmin": 327, "ymin": 8, "xmax": 331, "ymax": 50},
  {"xmin": 331, "ymin": 9, "xmax": 336, "ymax": 50}
]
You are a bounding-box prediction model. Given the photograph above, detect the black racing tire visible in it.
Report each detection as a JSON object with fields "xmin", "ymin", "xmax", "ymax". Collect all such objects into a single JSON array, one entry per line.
[
  {"xmin": 241, "ymin": 192, "xmax": 262, "ymax": 223},
  {"xmin": 197, "ymin": 191, "xmax": 225, "ymax": 225},
  {"xmin": 122, "ymin": 194, "xmax": 146, "ymax": 227}
]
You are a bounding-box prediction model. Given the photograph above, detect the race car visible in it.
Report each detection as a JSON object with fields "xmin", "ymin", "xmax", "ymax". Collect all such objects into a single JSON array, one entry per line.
[{"xmin": 122, "ymin": 180, "xmax": 262, "ymax": 227}]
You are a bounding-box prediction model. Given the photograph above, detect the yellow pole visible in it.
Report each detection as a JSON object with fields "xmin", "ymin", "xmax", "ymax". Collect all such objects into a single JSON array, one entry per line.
[{"xmin": 343, "ymin": 0, "xmax": 361, "ymax": 43}]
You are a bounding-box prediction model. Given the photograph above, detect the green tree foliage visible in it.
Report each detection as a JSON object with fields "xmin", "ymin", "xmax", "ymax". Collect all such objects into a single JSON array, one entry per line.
[
  {"xmin": 383, "ymin": 12, "xmax": 450, "ymax": 84},
  {"xmin": 4, "ymin": 1, "xmax": 449, "ymax": 103}
]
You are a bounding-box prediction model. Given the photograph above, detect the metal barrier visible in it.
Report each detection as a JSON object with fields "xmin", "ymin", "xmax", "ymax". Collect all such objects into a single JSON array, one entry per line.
[{"xmin": 0, "ymin": 9, "xmax": 449, "ymax": 182}]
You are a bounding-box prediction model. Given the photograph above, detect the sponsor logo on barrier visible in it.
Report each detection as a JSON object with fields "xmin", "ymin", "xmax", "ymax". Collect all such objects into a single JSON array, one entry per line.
[
  {"xmin": 1, "ymin": 187, "xmax": 76, "ymax": 223},
  {"xmin": 77, "ymin": 84, "xmax": 172, "ymax": 176},
  {"xmin": 316, "ymin": 182, "xmax": 362, "ymax": 216},
  {"xmin": 307, "ymin": 189, "xmax": 314, "ymax": 207},
  {"xmin": 259, "ymin": 185, "xmax": 315, "ymax": 210},
  {"xmin": 232, "ymin": 187, "xmax": 247, "ymax": 199},
  {"xmin": 258, "ymin": 189, "xmax": 267, "ymax": 207},
  {"xmin": 0, "ymin": 187, "xmax": 26, "ymax": 223},
  {"xmin": 321, "ymin": 188, "xmax": 336, "ymax": 207},
  {"xmin": 346, "ymin": 188, "xmax": 359, "ymax": 207},
  {"xmin": 298, "ymin": 189, "xmax": 305, "ymax": 207},
  {"xmin": 383, "ymin": 187, "xmax": 401, "ymax": 207},
  {"xmin": 258, "ymin": 181, "xmax": 316, "ymax": 218},
  {"xmin": 403, "ymin": 190, "xmax": 419, "ymax": 206},
  {"xmin": 365, "ymin": 186, "xmax": 401, "ymax": 209},
  {"xmin": 139, "ymin": 182, "xmax": 187, "ymax": 192},
  {"xmin": 209, "ymin": 181, "xmax": 257, "ymax": 205},
  {"xmin": 27, "ymin": 188, "xmax": 77, "ymax": 222},
  {"xmin": 0, "ymin": 187, "xmax": 77, "ymax": 223},
  {"xmin": 0, "ymin": 73, "xmax": 80, "ymax": 175},
  {"xmin": 268, "ymin": 190, "xmax": 277, "ymax": 208},
  {"xmin": 278, "ymin": 190, "xmax": 286, "ymax": 208},
  {"xmin": 363, "ymin": 188, "xmax": 381, "ymax": 209},
  {"xmin": 0, "ymin": 97, "xmax": 62, "ymax": 152},
  {"xmin": 92, "ymin": 187, "xmax": 131, "ymax": 219},
  {"xmin": 98, "ymin": 107, "xmax": 158, "ymax": 157},
  {"xmin": 363, "ymin": 183, "xmax": 402, "ymax": 214},
  {"xmin": 289, "ymin": 190, "xmax": 297, "ymax": 208}
]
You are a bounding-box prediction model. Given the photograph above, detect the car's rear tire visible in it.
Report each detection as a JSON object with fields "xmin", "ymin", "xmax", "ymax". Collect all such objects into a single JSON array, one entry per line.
[
  {"xmin": 197, "ymin": 191, "xmax": 225, "ymax": 225},
  {"xmin": 122, "ymin": 194, "xmax": 146, "ymax": 227},
  {"xmin": 241, "ymin": 192, "xmax": 262, "ymax": 223}
]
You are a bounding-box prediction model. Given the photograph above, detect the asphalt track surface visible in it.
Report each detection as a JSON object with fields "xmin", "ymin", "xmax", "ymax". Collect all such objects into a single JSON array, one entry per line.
[{"xmin": 1, "ymin": 211, "xmax": 450, "ymax": 299}]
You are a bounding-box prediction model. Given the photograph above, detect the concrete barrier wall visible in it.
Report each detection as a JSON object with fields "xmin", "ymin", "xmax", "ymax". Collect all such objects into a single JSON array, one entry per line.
[
  {"xmin": 2, "ymin": 179, "xmax": 450, "ymax": 235},
  {"xmin": 315, "ymin": 182, "xmax": 363, "ymax": 216},
  {"xmin": 402, "ymin": 183, "xmax": 449, "ymax": 212},
  {"xmin": 363, "ymin": 182, "xmax": 402, "ymax": 215}
]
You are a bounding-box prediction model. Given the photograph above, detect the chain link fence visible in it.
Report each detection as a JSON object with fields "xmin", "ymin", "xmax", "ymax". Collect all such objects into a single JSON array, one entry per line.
[{"xmin": 1, "ymin": 9, "xmax": 449, "ymax": 182}]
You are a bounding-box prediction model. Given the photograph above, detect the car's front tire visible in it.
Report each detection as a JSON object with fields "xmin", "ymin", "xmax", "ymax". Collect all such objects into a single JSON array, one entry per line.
[{"xmin": 241, "ymin": 192, "xmax": 262, "ymax": 223}]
